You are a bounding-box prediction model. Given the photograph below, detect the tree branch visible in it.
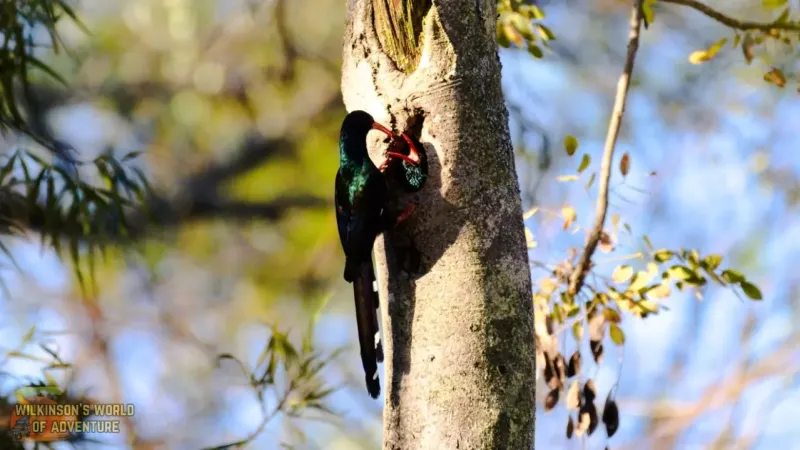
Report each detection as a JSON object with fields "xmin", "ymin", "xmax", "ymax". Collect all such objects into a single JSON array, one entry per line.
[
  {"xmin": 568, "ymin": 0, "xmax": 644, "ymax": 297},
  {"xmin": 660, "ymin": 0, "xmax": 800, "ymax": 32},
  {"xmin": 128, "ymin": 194, "xmax": 329, "ymax": 234}
]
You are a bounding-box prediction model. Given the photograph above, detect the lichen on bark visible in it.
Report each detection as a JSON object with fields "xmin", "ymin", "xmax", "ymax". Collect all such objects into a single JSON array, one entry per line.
[{"xmin": 372, "ymin": 0, "xmax": 432, "ymax": 73}]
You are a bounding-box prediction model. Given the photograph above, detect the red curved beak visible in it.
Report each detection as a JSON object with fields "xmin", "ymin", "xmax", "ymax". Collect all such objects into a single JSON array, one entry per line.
[
  {"xmin": 372, "ymin": 122, "xmax": 421, "ymax": 167},
  {"xmin": 399, "ymin": 132, "xmax": 420, "ymax": 164},
  {"xmin": 371, "ymin": 122, "xmax": 394, "ymax": 138}
]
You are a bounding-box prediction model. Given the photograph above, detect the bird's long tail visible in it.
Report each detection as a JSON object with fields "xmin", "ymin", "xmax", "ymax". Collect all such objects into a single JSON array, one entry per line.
[{"xmin": 353, "ymin": 259, "xmax": 383, "ymax": 398}]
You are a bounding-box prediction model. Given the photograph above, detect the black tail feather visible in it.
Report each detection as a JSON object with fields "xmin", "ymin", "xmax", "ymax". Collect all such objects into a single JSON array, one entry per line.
[
  {"xmin": 367, "ymin": 264, "xmax": 384, "ymax": 363},
  {"xmin": 353, "ymin": 261, "xmax": 381, "ymax": 398}
]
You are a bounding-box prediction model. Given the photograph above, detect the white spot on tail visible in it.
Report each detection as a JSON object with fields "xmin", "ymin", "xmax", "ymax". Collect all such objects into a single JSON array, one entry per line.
[
  {"xmin": 374, "ymin": 331, "xmax": 381, "ymax": 347},
  {"xmin": 372, "ymin": 280, "xmax": 378, "ymax": 292}
]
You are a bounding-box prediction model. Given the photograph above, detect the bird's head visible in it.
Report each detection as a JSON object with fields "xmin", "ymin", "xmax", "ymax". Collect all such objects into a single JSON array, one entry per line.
[{"xmin": 340, "ymin": 111, "xmax": 393, "ymax": 160}]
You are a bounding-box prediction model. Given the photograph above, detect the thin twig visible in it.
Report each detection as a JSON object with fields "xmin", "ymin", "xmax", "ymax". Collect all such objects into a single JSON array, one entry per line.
[
  {"xmin": 568, "ymin": 0, "xmax": 644, "ymax": 297},
  {"xmin": 661, "ymin": 0, "xmax": 800, "ymax": 32}
]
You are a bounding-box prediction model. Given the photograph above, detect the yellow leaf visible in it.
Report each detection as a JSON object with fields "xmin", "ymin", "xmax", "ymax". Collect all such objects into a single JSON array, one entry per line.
[
  {"xmin": 539, "ymin": 277, "xmax": 559, "ymax": 295},
  {"xmin": 562, "ymin": 206, "xmax": 576, "ymax": 230},
  {"xmin": 708, "ymin": 38, "xmax": 728, "ymax": 56},
  {"xmin": 634, "ymin": 300, "xmax": 659, "ymax": 315},
  {"xmin": 688, "ymin": 50, "xmax": 711, "ymax": 65},
  {"xmin": 648, "ymin": 282, "xmax": 671, "ymax": 299},
  {"xmin": 646, "ymin": 262, "xmax": 659, "ymax": 278},
  {"xmin": 629, "ymin": 270, "xmax": 654, "ymax": 291},
  {"xmin": 525, "ymin": 228, "xmax": 537, "ymax": 248},
  {"xmin": 612, "ymin": 265, "xmax": 634, "ymax": 283},
  {"xmin": 523, "ymin": 207, "xmax": 539, "ymax": 220},
  {"xmin": 503, "ymin": 23, "xmax": 523, "ymax": 47},
  {"xmin": 557, "ymin": 175, "xmax": 579, "ymax": 182},
  {"xmin": 688, "ymin": 38, "xmax": 727, "ymax": 65}
]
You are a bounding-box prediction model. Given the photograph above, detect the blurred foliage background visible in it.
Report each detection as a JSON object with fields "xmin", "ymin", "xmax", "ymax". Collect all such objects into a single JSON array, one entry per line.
[{"xmin": 0, "ymin": 0, "xmax": 798, "ymax": 449}]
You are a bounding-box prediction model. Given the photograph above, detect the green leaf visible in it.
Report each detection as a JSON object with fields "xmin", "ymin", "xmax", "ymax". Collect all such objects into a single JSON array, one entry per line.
[
  {"xmin": 572, "ymin": 321, "xmax": 583, "ymax": 341},
  {"xmin": 497, "ymin": 26, "xmax": 511, "ymax": 48},
  {"xmin": 27, "ymin": 55, "xmax": 69, "ymax": 86},
  {"xmin": 667, "ymin": 265, "xmax": 695, "ymax": 281},
  {"xmin": 762, "ymin": 0, "xmax": 788, "ymax": 9},
  {"xmin": 643, "ymin": 235, "xmax": 653, "ymax": 251},
  {"xmin": 528, "ymin": 44, "xmax": 543, "ymax": 58},
  {"xmin": 642, "ymin": 0, "xmax": 656, "ymax": 25},
  {"xmin": 702, "ymin": 254, "xmax": 723, "ymax": 271},
  {"xmin": 256, "ymin": 336, "xmax": 275, "ymax": 373},
  {"xmin": 552, "ymin": 303, "xmax": 564, "ymax": 324},
  {"xmin": 721, "ymin": 269, "xmax": 745, "ymax": 283},
  {"xmin": 776, "ymin": 7, "xmax": 790, "ymax": 23},
  {"xmin": 654, "ymin": 249, "xmax": 674, "ymax": 263},
  {"xmin": 577, "ymin": 154, "xmax": 590, "ymax": 173},
  {"xmin": 0, "ymin": 152, "xmax": 18, "ymax": 185},
  {"xmin": 564, "ymin": 135, "xmax": 578, "ymax": 156},
  {"xmin": 609, "ymin": 323, "xmax": 625, "ymax": 346},
  {"xmin": 28, "ymin": 168, "xmax": 48, "ymax": 208},
  {"xmin": 535, "ymin": 24, "xmax": 555, "ymax": 41},
  {"xmin": 630, "ymin": 270, "xmax": 655, "ymax": 292},
  {"xmin": 740, "ymin": 281, "xmax": 763, "ymax": 300}
]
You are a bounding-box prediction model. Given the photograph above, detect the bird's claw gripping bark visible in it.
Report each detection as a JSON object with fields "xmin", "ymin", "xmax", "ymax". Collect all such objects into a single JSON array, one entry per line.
[{"xmin": 395, "ymin": 203, "xmax": 416, "ymax": 225}]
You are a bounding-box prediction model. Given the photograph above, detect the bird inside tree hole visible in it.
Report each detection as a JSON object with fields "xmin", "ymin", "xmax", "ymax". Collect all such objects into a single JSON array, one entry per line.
[{"xmin": 381, "ymin": 112, "xmax": 428, "ymax": 276}]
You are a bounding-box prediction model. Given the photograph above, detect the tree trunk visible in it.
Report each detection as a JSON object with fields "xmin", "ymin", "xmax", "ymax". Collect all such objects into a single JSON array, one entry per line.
[{"xmin": 341, "ymin": 1, "xmax": 535, "ymax": 449}]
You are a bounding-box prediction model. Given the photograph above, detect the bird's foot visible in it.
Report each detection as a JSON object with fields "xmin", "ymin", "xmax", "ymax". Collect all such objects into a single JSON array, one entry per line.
[{"xmin": 395, "ymin": 203, "xmax": 416, "ymax": 226}]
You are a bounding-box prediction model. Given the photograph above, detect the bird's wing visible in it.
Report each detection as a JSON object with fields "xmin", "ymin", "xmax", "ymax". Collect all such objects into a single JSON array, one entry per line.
[{"xmin": 334, "ymin": 170, "xmax": 351, "ymax": 251}]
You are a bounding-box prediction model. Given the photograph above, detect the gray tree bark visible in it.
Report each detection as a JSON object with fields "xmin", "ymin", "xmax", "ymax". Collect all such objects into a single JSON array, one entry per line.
[{"xmin": 341, "ymin": 1, "xmax": 535, "ymax": 449}]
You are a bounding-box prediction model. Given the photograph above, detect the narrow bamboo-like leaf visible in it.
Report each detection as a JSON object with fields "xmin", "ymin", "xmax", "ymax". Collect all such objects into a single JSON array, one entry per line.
[
  {"xmin": 0, "ymin": 152, "xmax": 19, "ymax": 185},
  {"xmin": 27, "ymin": 55, "xmax": 68, "ymax": 86}
]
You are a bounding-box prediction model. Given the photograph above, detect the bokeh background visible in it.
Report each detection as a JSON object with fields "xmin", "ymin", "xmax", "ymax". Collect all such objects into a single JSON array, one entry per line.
[{"xmin": 1, "ymin": 0, "xmax": 798, "ymax": 449}]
